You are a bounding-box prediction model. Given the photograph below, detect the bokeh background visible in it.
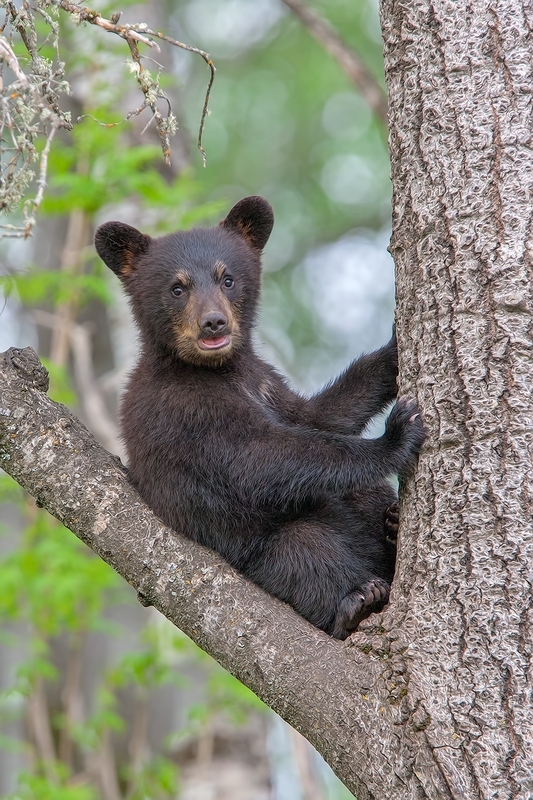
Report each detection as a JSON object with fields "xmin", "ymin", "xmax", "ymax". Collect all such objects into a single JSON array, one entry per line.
[{"xmin": 0, "ymin": 1, "xmax": 393, "ymax": 797}]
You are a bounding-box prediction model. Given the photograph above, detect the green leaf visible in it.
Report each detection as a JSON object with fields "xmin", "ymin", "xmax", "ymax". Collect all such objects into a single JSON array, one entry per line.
[
  {"xmin": 6, "ymin": 771, "xmax": 97, "ymax": 800},
  {"xmin": 0, "ymin": 270, "xmax": 112, "ymax": 308}
]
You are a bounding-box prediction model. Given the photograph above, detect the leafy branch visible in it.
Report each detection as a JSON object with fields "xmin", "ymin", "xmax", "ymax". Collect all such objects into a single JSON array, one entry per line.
[{"xmin": 0, "ymin": 0, "xmax": 216, "ymax": 239}]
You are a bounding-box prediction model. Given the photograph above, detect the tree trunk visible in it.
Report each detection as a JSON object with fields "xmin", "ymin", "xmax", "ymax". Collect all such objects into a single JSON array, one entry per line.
[
  {"xmin": 1, "ymin": 1, "xmax": 532, "ymax": 798},
  {"xmin": 380, "ymin": 0, "xmax": 533, "ymax": 795}
]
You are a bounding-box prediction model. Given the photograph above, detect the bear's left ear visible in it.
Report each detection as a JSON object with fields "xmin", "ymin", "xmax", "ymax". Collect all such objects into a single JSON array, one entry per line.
[
  {"xmin": 220, "ymin": 196, "xmax": 274, "ymax": 251},
  {"xmin": 95, "ymin": 221, "xmax": 152, "ymax": 279}
]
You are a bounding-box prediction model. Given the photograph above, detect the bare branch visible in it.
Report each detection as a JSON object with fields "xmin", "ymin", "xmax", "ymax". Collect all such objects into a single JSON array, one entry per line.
[
  {"xmin": 50, "ymin": 0, "xmax": 216, "ymax": 167},
  {"xmin": 0, "ymin": 0, "xmax": 216, "ymax": 238},
  {"xmin": 126, "ymin": 26, "xmax": 216, "ymax": 168},
  {"xmin": 0, "ymin": 345, "xmax": 417, "ymax": 800},
  {"xmin": 0, "ymin": 36, "xmax": 29, "ymax": 84},
  {"xmin": 75, "ymin": 9, "xmax": 161, "ymax": 51},
  {"xmin": 280, "ymin": 0, "xmax": 388, "ymax": 125},
  {"xmin": 126, "ymin": 37, "xmax": 175, "ymax": 166}
]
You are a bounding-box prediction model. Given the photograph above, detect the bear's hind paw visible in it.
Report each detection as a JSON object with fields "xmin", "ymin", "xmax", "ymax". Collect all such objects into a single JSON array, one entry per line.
[{"xmin": 332, "ymin": 578, "xmax": 390, "ymax": 639}]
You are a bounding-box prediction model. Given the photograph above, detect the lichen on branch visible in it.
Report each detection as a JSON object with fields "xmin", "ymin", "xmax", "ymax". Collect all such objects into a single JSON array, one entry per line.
[{"xmin": 0, "ymin": 0, "xmax": 215, "ymax": 239}]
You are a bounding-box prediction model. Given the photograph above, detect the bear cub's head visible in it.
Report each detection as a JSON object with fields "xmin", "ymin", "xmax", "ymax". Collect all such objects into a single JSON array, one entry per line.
[{"xmin": 95, "ymin": 196, "xmax": 274, "ymax": 367}]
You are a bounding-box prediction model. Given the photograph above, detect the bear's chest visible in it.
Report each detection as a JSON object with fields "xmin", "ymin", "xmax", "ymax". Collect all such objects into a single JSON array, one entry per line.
[{"xmin": 242, "ymin": 378, "xmax": 283, "ymax": 425}]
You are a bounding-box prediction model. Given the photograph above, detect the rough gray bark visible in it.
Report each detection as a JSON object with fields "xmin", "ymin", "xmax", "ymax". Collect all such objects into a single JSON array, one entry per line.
[
  {"xmin": 2, "ymin": 1, "xmax": 533, "ymax": 798},
  {"xmin": 380, "ymin": 0, "xmax": 533, "ymax": 796}
]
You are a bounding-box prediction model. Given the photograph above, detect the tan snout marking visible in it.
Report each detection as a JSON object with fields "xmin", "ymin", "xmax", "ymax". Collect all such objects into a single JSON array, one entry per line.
[{"xmin": 170, "ymin": 275, "xmax": 242, "ymax": 365}]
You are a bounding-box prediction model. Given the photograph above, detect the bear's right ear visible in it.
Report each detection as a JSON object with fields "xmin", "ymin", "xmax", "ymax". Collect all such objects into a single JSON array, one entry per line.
[{"xmin": 94, "ymin": 222, "xmax": 151, "ymax": 278}]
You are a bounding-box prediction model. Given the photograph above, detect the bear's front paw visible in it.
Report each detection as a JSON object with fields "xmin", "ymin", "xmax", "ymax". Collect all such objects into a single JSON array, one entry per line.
[
  {"xmin": 383, "ymin": 397, "xmax": 425, "ymax": 476},
  {"xmin": 384, "ymin": 502, "xmax": 399, "ymax": 545}
]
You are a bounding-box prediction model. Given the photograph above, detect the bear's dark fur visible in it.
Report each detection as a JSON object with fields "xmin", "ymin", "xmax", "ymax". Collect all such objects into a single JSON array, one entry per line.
[{"xmin": 95, "ymin": 196, "xmax": 425, "ymax": 639}]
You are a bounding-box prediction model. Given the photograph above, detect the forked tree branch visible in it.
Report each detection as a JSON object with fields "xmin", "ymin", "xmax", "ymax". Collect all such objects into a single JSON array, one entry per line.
[
  {"xmin": 0, "ymin": 346, "xmax": 404, "ymax": 800},
  {"xmin": 1, "ymin": 347, "xmax": 473, "ymax": 799},
  {"xmin": 280, "ymin": 0, "xmax": 388, "ymax": 125}
]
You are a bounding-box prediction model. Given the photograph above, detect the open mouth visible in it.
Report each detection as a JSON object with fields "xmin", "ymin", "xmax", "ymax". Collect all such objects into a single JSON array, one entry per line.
[{"xmin": 197, "ymin": 335, "xmax": 231, "ymax": 351}]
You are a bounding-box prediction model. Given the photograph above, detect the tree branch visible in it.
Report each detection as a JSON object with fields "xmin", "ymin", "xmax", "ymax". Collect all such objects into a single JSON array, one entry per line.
[
  {"xmin": 3, "ymin": 346, "xmax": 494, "ymax": 798},
  {"xmin": 280, "ymin": 0, "xmax": 388, "ymax": 125},
  {"xmin": 50, "ymin": 0, "xmax": 216, "ymax": 167},
  {"xmin": 0, "ymin": 0, "xmax": 216, "ymax": 238},
  {"xmin": 0, "ymin": 346, "xmax": 400, "ymax": 800}
]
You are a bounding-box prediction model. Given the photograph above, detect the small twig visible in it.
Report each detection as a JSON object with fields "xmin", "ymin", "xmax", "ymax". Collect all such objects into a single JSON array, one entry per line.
[
  {"xmin": 280, "ymin": 0, "xmax": 388, "ymax": 125},
  {"xmin": 0, "ymin": 35, "xmax": 29, "ymax": 84},
  {"xmin": 51, "ymin": 0, "xmax": 216, "ymax": 166},
  {"xmin": 52, "ymin": 0, "xmax": 161, "ymax": 50},
  {"xmin": 127, "ymin": 37, "xmax": 173, "ymax": 164},
  {"xmin": 138, "ymin": 28, "xmax": 216, "ymax": 168},
  {"xmin": 32, "ymin": 3, "xmax": 61, "ymax": 52},
  {"xmin": 140, "ymin": 113, "xmax": 156, "ymax": 136},
  {"xmin": 0, "ymin": 226, "xmax": 35, "ymax": 236}
]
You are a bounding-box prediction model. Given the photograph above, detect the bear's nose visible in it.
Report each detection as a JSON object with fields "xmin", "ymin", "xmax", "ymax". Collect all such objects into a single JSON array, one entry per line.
[{"xmin": 200, "ymin": 313, "xmax": 227, "ymax": 334}]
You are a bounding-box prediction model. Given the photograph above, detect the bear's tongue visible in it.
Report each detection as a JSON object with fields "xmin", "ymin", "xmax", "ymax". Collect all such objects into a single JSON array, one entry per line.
[{"xmin": 200, "ymin": 336, "xmax": 228, "ymax": 349}]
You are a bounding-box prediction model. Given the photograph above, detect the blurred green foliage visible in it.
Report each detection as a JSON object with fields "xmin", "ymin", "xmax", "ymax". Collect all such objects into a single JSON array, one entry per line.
[
  {"xmin": 41, "ymin": 121, "xmax": 219, "ymax": 225},
  {"xmin": 175, "ymin": 0, "xmax": 389, "ymax": 238},
  {"xmin": 6, "ymin": 771, "xmax": 97, "ymax": 800},
  {"xmin": 0, "ymin": 474, "xmax": 265, "ymax": 798}
]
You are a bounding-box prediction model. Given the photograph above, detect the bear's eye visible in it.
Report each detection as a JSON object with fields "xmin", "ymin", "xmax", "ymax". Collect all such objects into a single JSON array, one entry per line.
[
  {"xmin": 223, "ymin": 277, "xmax": 234, "ymax": 289},
  {"xmin": 171, "ymin": 284, "xmax": 185, "ymax": 297}
]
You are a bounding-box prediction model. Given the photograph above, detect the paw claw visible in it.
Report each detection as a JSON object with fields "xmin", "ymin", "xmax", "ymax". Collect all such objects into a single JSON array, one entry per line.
[{"xmin": 384, "ymin": 397, "xmax": 426, "ymax": 478}]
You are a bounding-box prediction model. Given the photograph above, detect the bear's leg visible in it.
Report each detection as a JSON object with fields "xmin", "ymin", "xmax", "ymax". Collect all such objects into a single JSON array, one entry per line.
[
  {"xmin": 248, "ymin": 495, "xmax": 395, "ymax": 638},
  {"xmin": 343, "ymin": 486, "xmax": 398, "ymax": 584},
  {"xmin": 332, "ymin": 577, "xmax": 391, "ymax": 639}
]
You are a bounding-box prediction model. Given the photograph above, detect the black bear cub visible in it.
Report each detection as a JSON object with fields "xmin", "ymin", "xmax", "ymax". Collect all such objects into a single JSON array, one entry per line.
[{"xmin": 95, "ymin": 197, "xmax": 425, "ymax": 639}]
